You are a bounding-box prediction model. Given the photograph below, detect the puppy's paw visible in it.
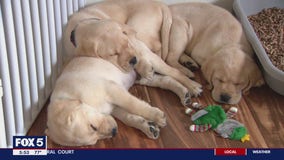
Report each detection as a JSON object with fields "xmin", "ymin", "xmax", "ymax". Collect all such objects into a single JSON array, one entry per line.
[
  {"xmin": 144, "ymin": 122, "xmax": 160, "ymax": 139},
  {"xmin": 180, "ymin": 55, "xmax": 199, "ymax": 71},
  {"xmin": 182, "ymin": 61, "xmax": 199, "ymax": 71},
  {"xmin": 189, "ymin": 82, "xmax": 203, "ymax": 97},
  {"xmin": 144, "ymin": 68, "xmax": 154, "ymax": 80},
  {"xmin": 191, "ymin": 87, "xmax": 203, "ymax": 97},
  {"xmin": 152, "ymin": 108, "xmax": 167, "ymax": 127},
  {"xmin": 135, "ymin": 77, "xmax": 148, "ymax": 85},
  {"xmin": 181, "ymin": 92, "xmax": 191, "ymax": 106},
  {"xmin": 185, "ymin": 70, "xmax": 195, "ymax": 78},
  {"xmin": 137, "ymin": 67, "xmax": 154, "ymax": 81},
  {"xmin": 135, "ymin": 59, "xmax": 154, "ymax": 80},
  {"xmin": 131, "ymin": 116, "xmax": 160, "ymax": 139}
]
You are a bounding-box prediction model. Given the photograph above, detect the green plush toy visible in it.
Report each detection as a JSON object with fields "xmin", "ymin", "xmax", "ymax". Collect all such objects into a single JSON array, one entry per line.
[{"xmin": 189, "ymin": 105, "xmax": 250, "ymax": 142}]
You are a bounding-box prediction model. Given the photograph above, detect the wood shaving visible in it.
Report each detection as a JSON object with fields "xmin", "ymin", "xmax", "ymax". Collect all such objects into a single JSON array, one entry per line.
[{"xmin": 248, "ymin": 7, "xmax": 284, "ymax": 71}]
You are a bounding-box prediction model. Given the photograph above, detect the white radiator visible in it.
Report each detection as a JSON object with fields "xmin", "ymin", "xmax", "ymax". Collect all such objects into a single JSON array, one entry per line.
[{"xmin": 0, "ymin": 0, "xmax": 85, "ymax": 148}]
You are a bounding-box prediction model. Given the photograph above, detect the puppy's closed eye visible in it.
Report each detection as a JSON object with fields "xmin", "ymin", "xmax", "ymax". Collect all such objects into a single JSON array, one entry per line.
[
  {"xmin": 110, "ymin": 52, "xmax": 119, "ymax": 57},
  {"xmin": 90, "ymin": 124, "xmax": 97, "ymax": 131},
  {"xmin": 217, "ymin": 79, "xmax": 225, "ymax": 83}
]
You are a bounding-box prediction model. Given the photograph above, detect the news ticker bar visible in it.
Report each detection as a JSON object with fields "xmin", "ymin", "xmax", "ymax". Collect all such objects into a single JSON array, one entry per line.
[
  {"xmin": 1, "ymin": 148, "xmax": 282, "ymax": 160},
  {"xmin": 13, "ymin": 148, "xmax": 248, "ymax": 156},
  {"xmin": 11, "ymin": 148, "xmax": 271, "ymax": 156},
  {"xmin": 9, "ymin": 136, "xmax": 279, "ymax": 159}
]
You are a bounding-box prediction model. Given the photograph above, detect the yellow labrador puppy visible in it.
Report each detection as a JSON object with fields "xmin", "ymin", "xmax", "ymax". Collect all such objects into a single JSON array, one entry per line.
[
  {"xmin": 46, "ymin": 56, "xmax": 192, "ymax": 146},
  {"xmin": 64, "ymin": 0, "xmax": 172, "ymax": 65},
  {"xmin": 63, "ymin": 2, "xmax": 202, "ymax": 102},
  {"xmin": 167, "ymin": 3, "xmax": 264, "ymax": 104}
]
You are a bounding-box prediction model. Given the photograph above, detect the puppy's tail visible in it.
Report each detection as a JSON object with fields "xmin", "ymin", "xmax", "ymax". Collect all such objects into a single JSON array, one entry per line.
[{"xmin": 160, "ymin": 4, "xmax": 172, "ymax": 61}]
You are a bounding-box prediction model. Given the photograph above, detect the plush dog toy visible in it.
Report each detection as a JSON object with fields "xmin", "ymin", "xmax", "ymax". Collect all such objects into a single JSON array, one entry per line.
[{"xmin": 189, "ymin": 105, "xmax": 250, "ymax": 142}]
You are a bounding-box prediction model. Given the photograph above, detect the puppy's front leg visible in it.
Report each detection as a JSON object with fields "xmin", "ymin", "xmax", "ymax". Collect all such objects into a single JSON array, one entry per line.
[
  {"xmin": 134, "ymin": 57, "xmax": 154, "ymax": 80},
  {"xmin": 112, "ymin": 107, "xmax": 160, "ymax": 139},
  {"xmin": 148, "ymin": 53, "xmax": 202, "ymax": 97},
  {"xmin": 136, "ymin": 74, "xmax": 190, "ymax": 106},
  {"xmin": 166, "ymin": 17, "xmax": 196, "ymax": 78},
  {"xmin": 106, "ymin": 82, "xmax": 166, "ymax": 127},
  {"xmin": 131, "ymin": 37, "xmax": 202, "ymax": 97}
]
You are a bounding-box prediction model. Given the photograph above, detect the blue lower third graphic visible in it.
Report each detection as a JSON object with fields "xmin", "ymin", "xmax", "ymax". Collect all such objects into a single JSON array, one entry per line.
[{"xmin": 0, "ymin": 148, "xmax": 284, "ymax": 159}]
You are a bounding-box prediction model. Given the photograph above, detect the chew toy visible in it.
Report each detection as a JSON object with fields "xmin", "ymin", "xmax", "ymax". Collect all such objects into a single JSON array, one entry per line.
[{"xmin": 189, "ymin": 105, "xmax": 250, "ymax": 142}]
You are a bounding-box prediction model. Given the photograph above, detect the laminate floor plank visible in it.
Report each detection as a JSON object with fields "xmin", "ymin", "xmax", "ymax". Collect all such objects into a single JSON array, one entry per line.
[{"xmin": 27, "ymin": 72, "xmax": 284, "ymax": 148}]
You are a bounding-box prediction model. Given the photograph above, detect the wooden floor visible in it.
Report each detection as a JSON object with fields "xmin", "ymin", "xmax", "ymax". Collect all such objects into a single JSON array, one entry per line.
[{"xmin": 27, "ymin": 71, "xmax": 284, "ymax": 148}]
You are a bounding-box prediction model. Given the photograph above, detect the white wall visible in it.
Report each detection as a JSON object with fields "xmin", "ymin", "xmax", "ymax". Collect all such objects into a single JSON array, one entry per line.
[{"xmin": 85, "ymin": 0, "xmax": 234, "ymax": 11}]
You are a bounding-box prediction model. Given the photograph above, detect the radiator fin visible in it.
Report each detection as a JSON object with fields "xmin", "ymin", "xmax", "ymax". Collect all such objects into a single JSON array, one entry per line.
[{"xmin": 0, "ymin": 0, "xmax": 85, "ymax": 148}]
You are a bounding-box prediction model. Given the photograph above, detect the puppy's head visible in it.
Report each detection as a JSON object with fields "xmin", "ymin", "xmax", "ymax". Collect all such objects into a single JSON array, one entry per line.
[
  {"xmin": 72, "ymin": 20, "xmax": 138, "ymax": 72},
  {"xmin": 202, "ymin": 46, "xmax": 264, "ymax": 104},
  {"xmin": 45, "ymin": 100, "xmax": 117, "ymax": 146}
]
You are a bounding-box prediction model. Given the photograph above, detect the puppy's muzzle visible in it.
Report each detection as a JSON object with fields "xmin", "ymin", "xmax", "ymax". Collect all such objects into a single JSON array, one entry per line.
[
  {"xmin": 220, "ymin": 93, "xmax": 231, "ymax": 103},
  {"xmin": 129, "ymin": 57, "xmax": 137, "ymax": 66}
]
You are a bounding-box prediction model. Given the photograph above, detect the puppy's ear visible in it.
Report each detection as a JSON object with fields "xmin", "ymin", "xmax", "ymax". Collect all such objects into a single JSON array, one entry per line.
[
  {"xmin": 243, "ymin": 58, "xmax": 265, "ymax": 94},
  {"xmin": 75, "ymin": 38, "xmax": 99, "ymax": 57},
  {"xmin": 50, "ymin": 99, "xmax": 82, "ymax": 126},
  {"xmin": 65, "ymin": 100, "xmax": 83, "ymax": 126},
  {"xmin": 201, "ymin": 58, "xmax": 215, "ymax": 90},
  {"xmin": 74, "ymin": 25, "xmax": 99, "ymax": 57}
]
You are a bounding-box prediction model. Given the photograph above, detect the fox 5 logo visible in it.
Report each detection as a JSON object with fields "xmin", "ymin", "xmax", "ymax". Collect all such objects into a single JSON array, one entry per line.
[{"xmin": 13, "ymin": 136, "xmax": 46, "ymax": 149}]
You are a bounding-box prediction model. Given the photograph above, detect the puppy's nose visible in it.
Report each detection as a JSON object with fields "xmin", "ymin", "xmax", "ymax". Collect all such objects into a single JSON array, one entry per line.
[
  {"xmin": 220, "ymin": 93, "xmax": 231, "ymax": 103},
  {"xmin": 111, "ymin": 128, "xmax": 117, "ymax": 137},
  {"xmin": 129, "ymin": 57, "xmax": 137, "ymax": 66}
]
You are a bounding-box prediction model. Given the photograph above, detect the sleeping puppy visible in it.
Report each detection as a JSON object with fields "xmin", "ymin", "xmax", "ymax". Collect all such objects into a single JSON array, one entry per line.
[
  {"xmin": 167, "ymin": 3, "xmax": 264, "ymax": 104},
  {"xmin": 64, "ymin": 18, "xmax": 202, "ymax": 103},
  {"xmin": 64, "ymin": 0, "xmax": 196, "ymax": 78},
  {"xmin": 64, "ymin": 0, "xmax": 171, "ymax": 65},
  {"xmin": 45, "ymin": 57, "xmax": 191, "ymax": 146}
]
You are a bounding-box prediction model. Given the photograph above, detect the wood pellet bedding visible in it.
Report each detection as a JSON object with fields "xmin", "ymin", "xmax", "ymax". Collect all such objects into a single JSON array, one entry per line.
[{"xmin": 248, "ymin": 7, "xmax": 284, "ymax": 72}]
